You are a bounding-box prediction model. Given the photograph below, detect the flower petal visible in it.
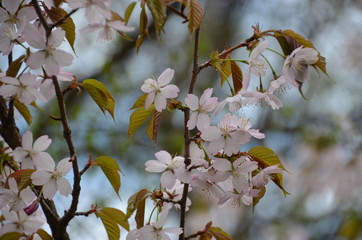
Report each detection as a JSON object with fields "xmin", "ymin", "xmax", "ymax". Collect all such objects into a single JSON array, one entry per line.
[
  {"xmin": 56, "ymin": 177, "xmax": 72, "ymax": 196},
  {"xmin": 33, "ymin": 135, "xmax": 52, "ymax": 152},
  {"xmin": 157, "ymin": 68, "xmax": 174, "ymax": 87},
  {"xmin": 42, "ymin": 180, "xmax": 57, "ymax": 199},
  {"xmin": 161, "ymin": 171, "xmax": 176, "ymax": 189},
  {"xmin": 160, "ymin": 84, "xmax": 179, "ymax": 98},
  {"xmin": 185, "ymin": 94, "xmax": 199, "ymax": 110},
  {"xmin": 56, "ymin": 158, "xmax": 72, "ymax": 175}
]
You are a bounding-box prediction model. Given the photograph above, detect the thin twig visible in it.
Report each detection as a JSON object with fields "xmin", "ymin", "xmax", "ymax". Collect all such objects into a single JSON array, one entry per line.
[{"xmin": 166, "ymin": 4, "xmax": 188, "ymax": 21}]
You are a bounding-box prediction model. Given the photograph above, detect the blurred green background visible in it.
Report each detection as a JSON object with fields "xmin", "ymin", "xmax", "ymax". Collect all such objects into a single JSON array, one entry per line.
[{"xmin": 23, "ymin": 0, "xmax": 362, "ymax": 239}]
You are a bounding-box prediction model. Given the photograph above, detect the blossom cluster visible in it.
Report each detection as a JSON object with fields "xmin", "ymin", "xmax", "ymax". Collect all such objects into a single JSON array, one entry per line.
[
  {"xmin": 0, "ymin": 132, "xmax": 72, "ymax": 237},
  {"xmin": 135, "ymin": 39, "xmax": 319, "ymax": 239}
]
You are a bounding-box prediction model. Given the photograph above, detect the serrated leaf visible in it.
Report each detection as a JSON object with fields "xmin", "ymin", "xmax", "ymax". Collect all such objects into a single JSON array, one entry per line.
[
  {"xmin": 125, "ymin": 1, "xmax": 137, "ymax": 24},
  {"xmin": 252, "ymin": 186, "xmax": 266, "ymax": 209},
  {"xmin": 6, "ymin": 55, "xmax": 25, "ymax": 77},
  {"xmin": 146, "ymin": 110, "xmax": 162, "ymax": 141},
  {"xmin": 14, "ymin": 98, "xmax": 32, "ymax": 125},
  {"xmin": 136, "ymin": 6, "xmax": 149, "ymax": 51},
  {"xmin": 100, "ymin": 207, "xmax": 130, "ymax": 231},
  {"xmin": 128, "ymin": 105, "xmax": 155, "ymax": 137},
  {"xmin": 95, "ymin": 209, "xmax": 120, "ymax": 240},
  {"xmin": 231, "ymin": 61, "xmax": 243, "ymax": 93},
  {"xmin": 209, "ymin": 227, "xmax": 232, "ymax": 240},
  {"xmin": 0, "ymin": 232, "xmax": 23, "ymax": 240},
  {"xmin": 146, "ymin": 0, "xmax": 166, "ymax": 37},
  {"xmin": 248, "ymin": 146, "xmax": 289, "ymax": 195},
  {"xmin": 82, "ymin": 79, "xmax": 115, "ymax": 119},
  {"xmin": 94, "ymin": 156, "xmax": 122, "ymax": 197},
  {"xmin": 45, "ymin": 7, "xmax": 76, "ymax": 52},
  {"xmin": 36, "ymin": 229, "xmax": 53, "ymax": 240},
  {"xmin": 7, "ymin": 169, "xmax": 35, "ymax": 191},
  {"xmin": 186, "ymin": 0, "xmax": 203, "ymax": 34},
  {"xmin": 135, "ymin": 197, "xmax": 145, "ymax": 229},
  {"xmin": 126, "ymin": 189, "xmax": 149, "ymax": 218}
]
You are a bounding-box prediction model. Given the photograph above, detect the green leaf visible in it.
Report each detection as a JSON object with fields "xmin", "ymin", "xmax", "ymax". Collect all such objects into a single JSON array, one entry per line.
[
  {"xmin": 94, "ymin": 156, "xmax": 122, "ymax": 197},
  {"xmin": 248, "ymin": 146, "xmax": 289, "ymax": 195},
  {"xmin": 128, "ymin": 105, "xmax": 155, "ymax": 137},
  {"xmin": 45, "ymin": 7, "xmax": 76, "ymax": 52},
  {"xmin": 6, "ymin": 55, "xmax": 25, "ymax": 77},
  {"xmin": 124, "ymin": 1, "xmax": 137, "ymax": 24},
  {"xmin": 208, "ymin": 227, "xmax": 232, "ymax": 240},
  {"xmin": 100, "ymin": 207, "xmax": 130, "ymax": 231},
  {"xmin": 36, "ymin": 229, "xmax": 54, "ymax": 240},
  {"xmin": 0, "ymin": 232, "xmax": 23, "ymax": 240},
  {"xmin": 126, "ymin": 189, "xmax": 149, "ymax": 218},
  {"xmin": 130, "ymin": 94, "xmax": 147, "ymax": 110},
  {"xmin": 146, "ymin": 110, "xmax": 162, "ymax": 142},
  {"xmin": 186, "ymin": 0, "xmax": 204, "ymax": 34},
  {"xmin": 231, "ymin": 61, "xmax": 243, "ymax": 93},
  {"xmin": 95, "ymin": 208, "xmax": 120, "ymax": 240},
  {"xmin": 82, "ymin": 79, "xmax": 115, "ymax": 119},
  {"xmin": 146, "ymin": 0, "xmax": 167, "ymax": 37},
  {"xmin": 14, "ymin": 99, "xmax": 32, "ymax": 125}
]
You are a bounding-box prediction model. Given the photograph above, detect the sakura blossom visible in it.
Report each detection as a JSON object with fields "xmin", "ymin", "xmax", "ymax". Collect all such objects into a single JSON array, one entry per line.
[
  {"xmin": 13, "ymin": 131, "xmax": 53, "ymax": 169},
  {"xmin": 214, "ymin": 92, "xmax": 243, "ymax": 115},
  {"xmin": 0, "ymin": 73, "xmax": 44, "ymax": 105},
  {"xmin": 24, "ymin": 25, "xmax": 73, "ymax": 76},
  {"xmin": 0, "ymin": 0, "xmax": 37, "ymax": 30},
  {"xmin": 31, "ymin": 157, "xmax": 72, "ymax": 199},
  {"xmin": 39, "ymin": 71, "xmax": 75, "ymax": 101},
  {"xmin": 201, "ymin": 113, "xmax": 252, "ymax": 156},
  {"xmin": 0, "ymin": 177, "xmax": 36, "ymax": 211},
  {"xmin": 282, "ymin": 46, "xmax": 319, "ymax": 87},
  {"xmin": 0, "ymin": 23, "xmax": 24, "ymax": 55},
  {"xmin": 185, "ymin": 88, "xmax": 218, "ymax": 131},
  {"xmin": 243, "ymin": 40, "xmax": 269, "ymax": 90},
  {"xmin": 252, "ymin": 164, "xmax": 282, "ymax": 188},
  {"xmin": 80, "ymin": 19, "xmax": 135, "ymax": 41},
  {"xmin": 67, "ymin": 0, "xmax": 112, "ymax": 24},
  {"xmin": 163, "ymin": 180, "xmax": 192, "ymax": 211},
  {"xmin": 145, "ymin": 150, "xmax": 189, "ymax": 189},
  {"xmin": 141, "ymin": 68, "xmax": 180, "ymax": 112}
]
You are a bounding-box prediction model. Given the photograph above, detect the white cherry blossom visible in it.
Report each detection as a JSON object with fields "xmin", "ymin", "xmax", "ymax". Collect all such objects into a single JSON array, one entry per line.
[
  {"xmin": 252, "ymin": 164, "xmax": 282, "ymax": 188},
  {"xmin": 185, "ymin": 88, "xmax": 218, "ymax": 131},
  {"xmin": 243, "ymin": 40, "xmax": 269, "ymax": 90},
  {"xmin": 141, "ymin": 68, "xmax": 180, "ymax": 112},
  {"xmin": 13, "ymin": 131, "xmax": 52, "ymax": 169},
  {"xmin": 0, "ymin": 73, "xmax": 44, "ymax": 104},
  {"xmin": 283, "ymin": 46, "xmax": 319, "ymax": 87},
  {"xmin": 67, "ymin": 0, "xmax": 112, "ymax": 24},
  {"xmin": 31, "ymin": 157, "xmax": 72, "ymax": 199},
  {"xmin": 145, "ymin": 150, "xmax": 189, "ymax": 189}
]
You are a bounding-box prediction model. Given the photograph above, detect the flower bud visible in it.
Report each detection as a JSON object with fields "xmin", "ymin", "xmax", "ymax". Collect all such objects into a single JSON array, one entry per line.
[{"xmin": 23, "ymin": 200, "xmax": 39, "ymax": 215}]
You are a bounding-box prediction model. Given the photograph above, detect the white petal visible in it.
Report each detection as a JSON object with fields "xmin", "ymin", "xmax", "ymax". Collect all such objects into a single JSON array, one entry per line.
[
  {"xmin": 200, "ymin": 88, "xmax": 213, "ymax": 105},
  {"xmin": 212, "ymin": 158, "xmax": 232, "ymax": 171},
  {"xmin": 48, "ymin": 28, "xmax": 65, "ymax": 48},
  {"xmin": 160, "ymin": 84, "xmax": 179, "ymax": 98},
  {"xmin": 154, "ymin": 94, "xmax": 166, "ymax": 112},
  {"xmin": 242, "ymin": 66, "xmax": 251, "ymax": 90},
  {"xmin": 13, "ymin": 148, "xmax": 28, "ymax": 162},
  {"xmin": 52, "ymin": 49, "xmax": 73, "ymax": 66},
  {"xmin": 23, "ymin": 24, "xmax": 46, "ymax": 49},
  {"xmin": 26, "ymin": 51, "xmax": 46, "ymax": 69},
  {"xmin": 3, "ymin": 0, "xmax": 21, "ymax": 14},
  {"xmin": 22, "ymin": 131, "xmax": 33, "ymax": 149},
  {"xmin": 42, "ymin": 180, "xmax": 57, "ymax": 199},
  {"xmin": 31, "ymin": 170, "xmax": 52, "ymax": 185},
  {"xmin": 145, "ymin": 160, "xmax": 167, "ymax": 172},
  {"xmin": 20, "ymin": 187, "xmax": 36, "ymax": 203},
  {"xmin": 141, "ymin": 79, "xmax": 157, "ymax": 93},
  {"xmin": 208, "ymin": 138, "xmax": 225, "ymax": 155},
  {"xmin": 161, "ymin": 171, "xmax": 176, "ymax": 189},
  {"xmin": 33, "ymin": 153, "xmax": 55, "ymax": 171},
  {"xmin": 196, "ymin": 113, "xmax": 210, "ymax": 132},
  {"xmin": 187, "ymin": 112, "xmax": 198, "ymax": 130},
  {"xmin": 1, "ymin": 76, "xmax": 19, "ymax": 84},
  {"xmin": 249, "ymin": 39, "xmax": 268, "ymax": 60},
  {"xmin": 56, "ymin": 177, "xmax": 72, "ymax": 196},
  {"xmin": 44, "ymin": 56, "xmax": 60, "ymax": 76},
  {"xmin": 57, "ymin": 158, "xmax": 72, "ymax": 175},
  {"xmin": 108, "ymin": 20, "xmax": 135, "ymax": 32},
  {"xmin": 185, "ymin": 94, "xmax": 199, "ymax": 110},
  {"xmin": 155, "ymin": 150, "xmax": 172, "ymax": 164},
  {"xmin": 201, "ymin": 126, "xmax": 222, "ymax": 141},
  {"xmin": 0, "ymin": 85, "xmax": 18, "ymax": 97},
  {"xmin": 157, "ymin": 68, "xmax": 174, "ymax": 87},
  {"xmin": 33, "ymin": 135, "xmax": 52, "ymax": 152},
  {"xmin": 145, "ymin": 92, "xmax": 155, "ymax": 110}
]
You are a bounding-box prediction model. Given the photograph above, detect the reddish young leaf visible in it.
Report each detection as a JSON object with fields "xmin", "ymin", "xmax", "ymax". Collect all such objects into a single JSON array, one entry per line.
[
  {"xmin": 230, "ymin": 61, "xmax": 243, "ymax": 93},
  {"xmin": 6, "ymin": 55, "xmax": 25, "ymax": 77},
  {"xmin": 126, "ymin": 189, "xmax": 149, "ymax": 218},
  {"xmin": 146, "ymin": 0, "xmax": 167, "ymax": 37},
  {"xmin": 187, "ymin": 0, "xmax": 204, "ymax": 34},
  {"xmin": 135, "ymin": 197, "xmax": 146, "ymax": 229},
  {"xmin": 146, "ymin": 110, "xmax": 162, "ymax": 141}
]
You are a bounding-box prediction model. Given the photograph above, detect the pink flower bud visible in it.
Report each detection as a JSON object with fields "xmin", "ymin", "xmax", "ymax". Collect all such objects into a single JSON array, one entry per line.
[{"xmin": 23, "ymin": 200, "xmax": 39, "ymax": 215}]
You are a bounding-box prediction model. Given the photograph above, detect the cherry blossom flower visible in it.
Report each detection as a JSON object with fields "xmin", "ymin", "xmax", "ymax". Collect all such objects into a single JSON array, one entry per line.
[
  {"xmin": 282, "ymin": 46, "xmax": 319, "ymax": 87},
  {"xmin": 0, "ymin": 73, "xmax": 44, "ymax": 104},
  {"xmin": 252, "ymin": 164, "xmax": 282, "ymax": 188},
  {"xmin": 0, "ymin": 177, "xmax": 36, "ymax": 211},
  {"xmin": 31, "ymin": 157, "xmax": 72, "ymax": 199},
  {"xmin": 24, "ymin": 25, "xmax": 73, "ymax": 76},
  {"xmin": 190, "ymin": 169, "xmax": 226, "ymax": 201},
  {"xmin": 67, "ymin": 0, "xmax": 112, "ymax": 24},
  {"xmin": 0, "ymin": 0, "xmax": 37, "ymax": 29},
  {"xmin": 0, "ymin": 208, "xmax": 44, "ymax": 236},
  {"xmin": 243, "ymin": 40, "xmax": 269, "ymax": 90},
  {"xmin": 163, "ymin": 180, "xmax": 192, "ymax": 211},
  {"xmin": 80, "ymin": 19, "xmax": 135, "ymax": 41},
  {"xmin": 214, "ymin": 92, "xmax": 243, "ymax": 115},
  {"xmin": 0, "ymin": 23, "xmax": 24, "ymax": 55},
  {"xmin": 201, "ymin": 113, "xmax": 252, "ymax": 156},
  {"xmin": 185, "ymin": 88, "xmax": 218, "ymax": 131},
  {"xmin": 39, "ymin": 71, "xmax": 75, "ymax": 101},
  {"xmin": 141, "ymin": 68, "xmax": 180, "ymax": 112},
  {"xmin": 13, "ymin": 131, "xmax": 53, "ymax": 169},
  {"xmin": 145, "ymin": 151, "xmax": 189, "ymax": 189}
]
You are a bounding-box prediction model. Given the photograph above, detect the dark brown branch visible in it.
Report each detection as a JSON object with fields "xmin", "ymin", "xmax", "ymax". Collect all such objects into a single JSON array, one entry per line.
[
  {"xmin": 31, "ymin": 0, "xmax": 51, "ymax": 36},
  {"xmin": 49, "ymin": 8, "xmax": 79, "ymax": 29},
  {"xmin": 179, "ymin": 28, "xmax": 201, "ymax": 240},
  {"xmin": 166, "ymin": 4, "xmax": 188, "ymax": 21}
]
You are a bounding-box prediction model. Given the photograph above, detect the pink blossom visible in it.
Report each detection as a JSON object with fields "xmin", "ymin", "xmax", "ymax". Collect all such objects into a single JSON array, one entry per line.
[
  {"xmin": 185, "ymin": 88, "xmax": 218, "ymax": 131},
  {"xmin": 283, "ymin": 46, "xmax": 319, "ymax": 87},
  {"xmin": 0, "ymin": 208, "xmax": 44, "ymax": 235},
  {"xmin": 242, "ymin": 89, "xmax": 283, "ymax": 110},
  {"xmin": 24, "ymin": 25, "xmax": 73, "ymax": 76},
  {"xmin": 0, "ymin": 73, "xmax": 44, "ymax": 104},
  {"xmin": 80, "ymin": 19, "xmax": 135, "ymax": 41},
  {"xmin": 68, "ymin": 0, "xmax": 112, "ymax": 24},
  {"xmin": 252, "ymin": 164, "xmax": 282, "ymax": 188},
  {"xmin": 0, "ymin": 23, "xmax": 24, "ymax": 55},
  {"xmin": 13, "ymin": 131, "xmax": 52, "ymax": 169},
  {"xmin": 145, "ymin": 150, "xmax": 189, "ymax": 189},
  {"xmin": 141, "ymin": 68, "xmax": 180, "ymax": 112},
  {"xmin": 214, "ymin": 92, "xmax": 243, "ymax": 115},
  {"xmin": 39, "ymin": 71, "xmax": 75, "ymax": 101},
  {"xmin": 31, "ymin": 157, "xmax": 72, "ymax": 199},
  {"xmin": 201, "ymin": 113, "xmax": 252, "ymax": 156},
  {"xmin": 243, "ymin": 40, "xmax": 269, "ymax": 90},
  {"xmin": 0, "ymin": 0, "xmax": 37, "ymax": 29}
]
